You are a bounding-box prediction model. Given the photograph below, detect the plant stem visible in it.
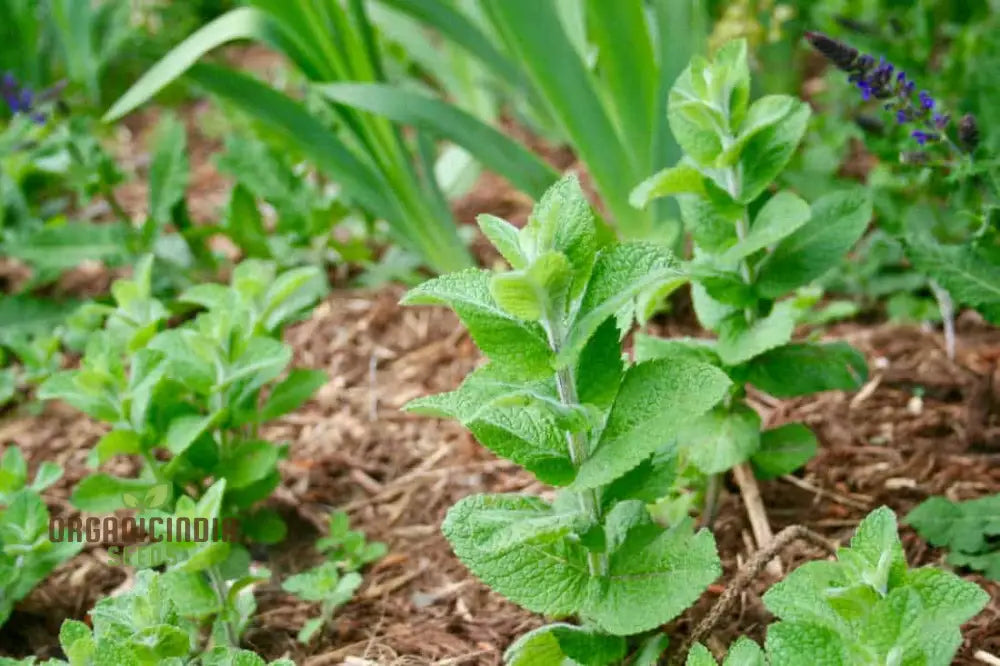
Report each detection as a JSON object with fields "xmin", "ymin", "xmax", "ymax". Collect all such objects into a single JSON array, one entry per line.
[
  {"xmin": 929, "ymin": 278, "xmax": 956, "ymax": 361},
  {"xmin": 554, "ymin": 365, "xmax": 606, "ymax": 576},
  {"xmin": 208, "ymin": 566, "xmax": 239, "ymax": 648},
  {"xmin": 545, "ymin": 316, "xmax": 606, "ymax": 576}
]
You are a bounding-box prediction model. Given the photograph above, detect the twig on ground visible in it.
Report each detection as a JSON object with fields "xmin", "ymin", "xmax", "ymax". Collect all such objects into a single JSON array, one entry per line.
[
  {"xmin": 732, "ymin": 462, "xmax": 782, "ymax": 578},
  {"xmin": 669, "ymin": 525, "xmax": 837, "ymax": 665},
  {"xmin": 975, "ymin": 650, "xmax": 1000, "ymax": 666},
  {"xmin": 779, "ymin": 474, "xmax": 872, "ymax": 511}
]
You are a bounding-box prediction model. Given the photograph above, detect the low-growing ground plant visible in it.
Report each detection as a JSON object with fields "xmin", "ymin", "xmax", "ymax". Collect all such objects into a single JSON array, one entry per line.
[
  {"xmin": 630, "ymin": 39, "xmax": 870, "ymax": 525},
  {"xmin": 38, "ymin": 256, "xmax": 328, "ymax": 541},
  {"xmin": 403, "ymin": 174, "xmax": 735, "ymax": 662},
  {"xmin": 0, "ymin": 446, "xmax": 81, "ymax": 628},
  {"xmin": 281, "ymin": 511, "xmax": 386, "ymax": 643},
  {"xmin": 0, "ymin": 564, "xmax": 293, "ymax": 665},
  {"xmin": 906, "ymin": 493, "xmax": 1000, "ymax": 581},
  {"xmin": 684, "ymin": 507, "xmax": 988, "ymax": 665}
]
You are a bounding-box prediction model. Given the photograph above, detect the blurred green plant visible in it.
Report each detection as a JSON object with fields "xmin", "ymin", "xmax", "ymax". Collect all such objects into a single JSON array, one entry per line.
[
  {"xmin": 0, "ymin": 446, "xmax": 82, "ymax": 629},
  {"xmin": 379, "ymin": 0, "xmax": 708, "ymax": 243},
  {"xmin": 104, "ymin": 1, "xmax": 563, "ymax": 274},
  {"xmin": 38, "ymin": 256, "xmax": 327, "ymax": 542}
]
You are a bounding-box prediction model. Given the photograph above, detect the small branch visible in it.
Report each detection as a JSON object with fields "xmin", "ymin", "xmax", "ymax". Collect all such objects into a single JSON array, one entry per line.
[
  {"xmin": 975, "ymin": 650, "xmax": 1000, "ymax": 666},
  {"xmin": 732, "ymin": 463, "xmax": 781, "ymax": 578},
  {"xmin": 669, "ymin": 525, "xmax": 837, "ymax": 665}
]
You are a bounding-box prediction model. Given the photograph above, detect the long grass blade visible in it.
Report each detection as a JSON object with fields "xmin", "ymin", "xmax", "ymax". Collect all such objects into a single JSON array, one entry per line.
[
  {"xmin": 103, "ymin": 7, "xmax": 278, "ymax": 121},
  {"xmin": 315, "ymin": 82, "xmax": 558, "ymax": 198},
  {"xmin": 483, "ymin": 0, "xmax": 647, "ymax": 237}
]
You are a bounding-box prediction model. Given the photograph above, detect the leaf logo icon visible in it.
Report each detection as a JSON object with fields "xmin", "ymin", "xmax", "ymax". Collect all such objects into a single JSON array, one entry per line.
[{"xmin": 121, "ymin": 484, "xmax": 171, "ymax": 510}]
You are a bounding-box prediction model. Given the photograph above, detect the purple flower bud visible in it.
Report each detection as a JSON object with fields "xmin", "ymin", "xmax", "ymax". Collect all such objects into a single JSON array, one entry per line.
[
  {"xmin": 897, "ymin": 71, "xmax": 906, "ymax": 84},
  {"xmin": 911, "ymin": 130, "xmax": 938, "ymax": 145},
  {"xmin": 933, "ymin": 113, "xmax": 950, "ymax": 129},
  {"xmin": 1, "ymin": 72, "xmax": 15, "ymax": 92},
  {"xmin": 896, "ymin": 109, "xmax": 908, "ymax": 124},
  {"xmin": 30, "ymin": 111, "xmax": 46, "ymax": 125},
  {"xmin": 919, "ymin": 91, "xmax": 934, "ymax": 110}
]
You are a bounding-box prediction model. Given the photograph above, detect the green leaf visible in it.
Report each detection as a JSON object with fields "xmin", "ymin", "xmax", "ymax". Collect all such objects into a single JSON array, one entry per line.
[
  {"xmin": 721, "ymin": 191, "xmax": 811, "ymax": 263},
  {"xmin": 315, "ymin": 83, "xmax": 557, "ymax": 199},
  {"xmin": 720, "ymin": 94, "xmax": 795, "ymax": 166},
  {"xmin": 765, "ymin": 622, "xmax": 846, "ymax": 665},
  {"xmin": 402, "ymin": 269, "xmax": 554, "ymax": 379},
  {"xmin": 575, "ymin": 317, "xmax": 624, "ymax": 411},
  {"xmin": 147, "ymin": 113, "xmax": 189, "ymax": 225},
  {"xmin": 103, "ymin": 7, "xmax": 277, "ymax": 121},
  {"xmin": 477, "ymin": 214, "xmax": 527, "ymax": 269},
  {"xmin": 751, "ymin": 424, "xmax": 818, "ymax": 480},
  {"xmin": 467, "ymin": 401, "xmax": 577, "ymax": 485},
  {"xmin": 680, "ymin": 404, "xmax": 761, "ymax": 475},
  {"xmin": 71, "ymin": 475, "xmax": 156, "ymax": 512},
  {"xmin": 630, "ymin": 165, "xmax": 706, "ymax": 209},
  {"xmin": 30, "ymin": 462, "xmax": 63, "ymax": 493},
  {"xmin": 164, "ymin": 413, "xmax": 214, "ymax": 456},
  {"xmin": 3, "ymin": 222, "xmax": 132, "ymax": 275},
  {"xmin": 483, "ymin": 0, "xmax": 650, "ymax": 237},
  {"xmin": 443, "ymin": 494, "xmax": 720, "ymax": 635},
  {"xmin": 262, "ymin": 265, "xmax": 328, "ymax": 331},
  {"xmin": 743, "ymin": 342, "xmax": 867, "ymax": 398},
  {"xmin": 225, "ymin": 337, "xmax": 292, "ymax": 387},
  {"xmin": 94, "ymin": 429, "xmax": 142, "ymax": 464},
  {"xmin": 505, "ymin": 623, "xmax": 627, "ymax": 666},
  {"xmin": 905, "ymin": 238, "xmax": 1000, "ymax": 307},
  {"xmin": 737, "ymin": 101, "xmax": 810, "ymax": 204},
  {"xmin": 216, "ymin": 441, "xmax": 279, "ymax": 489},
  {"xmin": 723, "ymin": 637, "xmax": 766, "ymax": 666},
  {"xmin": 756, "ymin": 189, "xmax": 872, "ymax": 298},
  {"xmin": 241, "ymin": 508, "xmax": 287, "ymax": 544},
  {"xmin": 558, "ymin": 243, "xmax": 683, "ymax": 369},
  {"xmin": 716, "ymin": 300, "xmax": 797, "ymax": 366},
  {"xmin": 633, "ymin": 334, "xmax": 720, "ymax": 366},
  {"xmin": 686, "ymin": 644, "xmax": 718, "ymax": 666},
  {"xmin": 574, "ymin": 358, "xmax": 731, "ymax": 490},
  {"xmin": 905, "ymin": 494, "xmax": 1000, "ymax": 555},
  {"xmin": 258, "ymin": 369, "xmax": 327, "ymax": 422}
]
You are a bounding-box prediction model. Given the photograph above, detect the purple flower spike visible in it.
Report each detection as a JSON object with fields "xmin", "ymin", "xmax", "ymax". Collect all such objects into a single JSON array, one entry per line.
[{"xmin": 919, "ymin": 91, "xmax": 934, "ymax": 109}]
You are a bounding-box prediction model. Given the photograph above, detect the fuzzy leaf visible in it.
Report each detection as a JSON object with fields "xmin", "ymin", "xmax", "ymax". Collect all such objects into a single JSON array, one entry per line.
[
  {"xmin": 737, "ymin": 101, "xmax": 810, "ymax": 204},
  {"xmin": 504, "ymin": 623, "xmax": 627, "ymax": 666},
  {"xmin": 751, "ymin": 424, "xmax": 817, "ymax": 479},
  {"xmin": 743, "ymin": 342, "xmax": 867, "ymax": 397},
  {"xmin": 558, "ymin": 243, "xmax": 683, "ymax": 369},
  {"xmin": 716, "ymin": 300, "xmax": 797, "ymax": 366},
  {"xmin": 906, "ymin": 495, "xmax": 1000, "ymax": 559},
  {"xmin": 402, "ymin": 269, "xmax": 554, "ymax": 379},
  {"xmin": 573, "ymin": 358, "xmax": 731, "ymax": 490},
  {"xmin": 756, "ymin": 189, "xmax": 872, "ymax": 297},
  {"xmin": 630, "ymin": 164, "xmax": 706, "ymax": 209},
  {"xmin": 477, "ymin": 214, "xmax": 526, "ymax": 269},
  {"xmin": 680, "ymin": 404, "xmax": 761, "ymax": 475},
  {"xmin": 722, "ymin": 191, "xmax": 811, "ymax": 263}
]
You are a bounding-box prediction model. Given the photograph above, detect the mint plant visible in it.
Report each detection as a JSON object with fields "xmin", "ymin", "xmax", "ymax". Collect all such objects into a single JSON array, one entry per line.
[
  {"xmin": 0, "ymin": 446, "xmax": 82, "ymax": 628},
  {"xmin": 38, "ymin": 256, "xmax": 328, "ymax": 541},
  {"xmin": 906, "ymin": 493, "xmax": 1000, "ymax": 580},
  {"xmin": 631, "ymin": 40, "xmax": 870, "ymax": 502},
  {"xmin": 0, "ymin": 567, "xmax": 293, "ymax": 666},
  {"xmin": 683, "ymin": 507, "xmax": 988, "ymax": 665},
  {"xmin": 281, "ymin": 511, "xmax": 385, "ymax": 643},
  {"xmin": 404, "ymin": 175, "xmax": 735, "ymax": 661}
]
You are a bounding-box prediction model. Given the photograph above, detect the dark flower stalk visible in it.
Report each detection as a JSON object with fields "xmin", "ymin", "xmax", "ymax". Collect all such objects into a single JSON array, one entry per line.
[{"xmin": 804, "ymin": 31, "xmax": 976, "ymax": 154}]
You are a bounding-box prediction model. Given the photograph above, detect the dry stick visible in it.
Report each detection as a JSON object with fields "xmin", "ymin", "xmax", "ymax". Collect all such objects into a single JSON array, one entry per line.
[
  {"xmin": 975, "ymin": 651, "xmax": 1000, "ymax": 666},
  {"xmin": 732, "ymin": 462, "xmax": 782, "ymax": 578},
  {"xmin": 669, "ymin": 525, "xmax": 837, "ymax": 665}
]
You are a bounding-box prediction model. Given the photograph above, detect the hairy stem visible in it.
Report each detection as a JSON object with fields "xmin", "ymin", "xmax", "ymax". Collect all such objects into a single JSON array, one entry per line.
[
  {"xmin": 668, "ymin": 525, "xmax": 837, "ymax": 664},
  {"xmin": 546, "ymin": 316, "xmax": 606, "ymax": 576},
  {"xmin": 208, "ymin": 566, "xmax": 239, "ymax": 648}
]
